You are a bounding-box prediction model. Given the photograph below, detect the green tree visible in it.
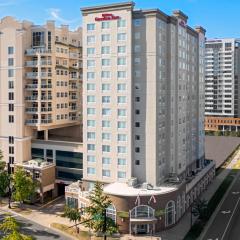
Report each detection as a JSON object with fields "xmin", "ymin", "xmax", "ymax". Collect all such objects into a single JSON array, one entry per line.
[
  {"xmin": 12, "ymin": 168, "xmax": 36, "ymax": 207},
  {"xmin": 83, "ymin": 182, "xmax": 118, "ymax": 235},
  {"xmin": 192, "ymin": 199, "xmax": 208, "ymax": 220},
  {"xmin": 0, "ymin": 215, "xmax": 33, "ymax": 240},
  {"xmin": 63, "ymin": 206, "xmax": 82, "ymax": 232}
]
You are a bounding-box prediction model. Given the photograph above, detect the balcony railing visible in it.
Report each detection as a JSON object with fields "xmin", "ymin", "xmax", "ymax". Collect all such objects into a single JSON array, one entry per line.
[
  {"xmin": 69, "ymin": 52, "xmax": 79, "ymax": 58},
  {"xmin": 41, "ymin": 107, "xmax": 52, "ymax": 112},
  {"xmin": 25, "ymin": 119, "xmax": 38, "ymax": 125},
  {"xmin": 25, "ymin": 60, "xmax": 52, "ymax": 66},
  {"xmin": 25, "ymin": 48, "xmax": 52, "ymax": 55},
  {"xmin": 25, "ymin": 72, "xmax": 52, "ymax": 79},
  {"xmin": 41, "ymin": 119, "xmax": 52, "ymax": 124},
  {"xmin": 25, "ymin": 84, "xmax": 38, "ymax": 89},
  {"xmin": 41, "ymin": 84, "xmax": 52, "ymax": 89},
  {"xmin": 41, "ymin": 96, "xmax": 52, "ymax": 101},
  {"xmin": 26, "ymin": 107, "xmax": 38, "ymax": 113},
  {"xmin": 25, "ymin": 96, "xmax": 38, "ymax": 101}
]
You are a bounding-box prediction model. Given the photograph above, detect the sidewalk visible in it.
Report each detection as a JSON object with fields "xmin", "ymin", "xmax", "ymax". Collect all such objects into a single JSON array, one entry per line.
[{"xmin": 148, "ymin": 149, "xmax": 240, "ymax": 240}]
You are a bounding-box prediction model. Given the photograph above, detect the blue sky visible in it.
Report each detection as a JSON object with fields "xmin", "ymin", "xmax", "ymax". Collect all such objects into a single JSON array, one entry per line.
[{"xmin": 0, "ymin": 0, "xmax": 239, "ymax": 38}]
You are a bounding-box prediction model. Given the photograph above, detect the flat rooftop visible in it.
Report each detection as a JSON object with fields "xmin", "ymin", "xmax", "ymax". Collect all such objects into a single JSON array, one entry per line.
[
  {"xmin": 205, "ymin": 136, "xmax": 240, "ymax": 168},
  {"xmin": 103, "ymin": 182, "xmax": 178, "ymax": 197}
]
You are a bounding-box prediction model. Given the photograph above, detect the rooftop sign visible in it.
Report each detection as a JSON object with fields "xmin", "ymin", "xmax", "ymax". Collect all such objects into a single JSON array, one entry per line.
[{"xmin": 95, "ymin": 13, "xmax": 120, "ymax": 21}]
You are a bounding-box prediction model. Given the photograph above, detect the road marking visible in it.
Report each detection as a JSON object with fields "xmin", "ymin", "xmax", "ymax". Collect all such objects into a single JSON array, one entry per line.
[
  {"xmin": 221, "ymin": 210, "xmax": 231, "ymax": 214},
  {"xmin": 221, "ymin": 197, "xmax": 240, "ymax": 240},
  {"xmin": 232, "ymin": 191, "xmax": 240, "ymax": 195}
]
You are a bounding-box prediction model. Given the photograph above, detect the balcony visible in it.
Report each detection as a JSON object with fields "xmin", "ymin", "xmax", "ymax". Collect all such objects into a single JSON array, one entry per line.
[
  {"xmin": 41, "ymin": 84, "xmax": 52, "ymax": 89},
  {"xmin": 69, "ymin": 116, "xmax": 78, "ymax": 121},
  {"xmin": 25, "ymin": 84, "xmax": 38, "ymax": 89},
  {"xmin": 41, "ymin": 119, "xmax": 52, "ymax": 124},
  {"xmin": 69, "ymin": 96, "xmax": 77, "ymax": 101},
  {"xmin": 41, "ymin": 107, "xmax": 52, "ymax": 112},
  {"xmin": 25, "ymin": 61, "xmax": 38, "ymax": 67},
  {"xmin": 25, "ymin": 48, "xmax": 52, "ymax": 56},
  {"xmin": 25, "ymin": 96, "xmax": 38, "ymax": 101},
  {"xmin": 41, "ymin": 96, "xmax": 52, "ymax": 101},
  {"xmin": 26, "ymin": 107, "xmax": 38, "ymax": 113},
  {"xmin": 26, "ymin": 72, "xmax": 38, "ymax": 79},
  {"xmin": 25, "ymin": 60, "xmax": 52, "ymax": 67},
  {"xmin": 69, "ymin": 52, "xmax": 79, "ymax": 59},
  {"xmin": 25, "ymin": 119, "xmax": 38, "ymax": 125}
]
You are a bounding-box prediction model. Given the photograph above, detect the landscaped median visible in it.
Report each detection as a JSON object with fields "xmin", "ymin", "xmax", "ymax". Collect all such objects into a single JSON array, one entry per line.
[
  {"xmin": 51, "ymin": 223, "xmax": 120, "ymax": 240},
  {"xmin": 183, "ymin": 169, "xmax": 237, "ymax": 240}
]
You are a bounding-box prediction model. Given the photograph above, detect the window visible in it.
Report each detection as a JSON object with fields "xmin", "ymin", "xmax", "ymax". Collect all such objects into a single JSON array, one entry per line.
[
  {"xmin": 8, "ymin": 58, "xmax": 14, "ymax": 66},
  {"xmin": 135, "ymin": 160, "xmax": 140, "ymax": 165},
  {"xmin": 102, "ymin": 59, "xmax": 111, "ymax": 66},
  {"xmin": 117, "ymin": 57, "xmax": 126, "ymax": 65},
  {"xmin": 118, "ymin": 134, "xmax": 127, "ymax": 142},
  {"xmin": 135, "ymin": 122, "xmax": 140, "ymax": 127},
  {"xmin": 87, "ymin": 35, "xmax": 95, "ymax": 44},
  {"xmin": 117, "ymin": 33, "xmax": 126, "ymax": 41},
  {"xmin": 8, "ymin": 46, "xmax": 14, "ymax": 54},
  {"xmin": 134, "ymin": 58, "xmax": 141, "ymax": 64},
  {"xmin": 118, "ymin": 121, "xmax": 126, "ymax": 129},
  {"xmin": 102, "ymin": 21, "xmax": 110, "ymax": 29},
  {"xmin": 9, "ymin": 156, "xmax": 14, "ymax": 164},
  {"xmin": 87, "ymin": 120, "xmax": 96, "ymax": 127},
  {"xmin": 135, "ymin": 147, "xmax": 140, "ymax": 153},
  {"xmin": 118, "ymin": 96, "xmax": 126, "ymax": 104},
  {"xmin": 118, "ymin": 46, "xmax": 126, "ymax": 53},
  {"xmin": 135, "ymin": 97, "xmax": 140, "ymax": 102},
  {"xmin": 32, "ymin": 32, "xmax": 45, "ymax": 47},
  {"xmin": 8, "ymin": 69, "xmax": 14, "ymax": 77},
  {"xmin": 102, "ymin": 96, "xmax": 111, "ymax": 103},
  {"xmin": 102, "ymin": 108, "xmax": 111, "ymax": 116},
  {"xmin": 87, "ymin": 167, "xmax": 96, "ymax": 175},
  {"xmin": 102, "ymin": 84, "xmax": 110, "ymax": 91},
  {"xmin": 9, "ymin": 146, "xmax": 14, "ymax": 154},
  {"xmin": 87, "ymin": 83, "xmax": 95, "ymax": 91},
  {"xmin": 8, "ymin": 104, "xmax": 14, "ymax": 112},
  {"xmin": 117, "ymin": 84, "xmax": 126, "ymax": 91},
  {"xmin": 101, "ymin": 46, "xmax": 110, "ymax": 54},
  {"xmin": 134, "ymin": 19, "xmax": 142, "ymax": 27},
  {"xmin": 165, "ymin": 201, "xmax": 176, "ymax": 227},
  {"xmin": 118, "ymin": 158, "xmax": 126, "ymax": 165},
  {"xmin": 118, "ymin": 109, "xmax": 126, "ymax": 117},
  {"xmin": 102, "ymin": 120, "xmax": 110, "ymax": 128},
  {"xmin": 135, "ymin": 135, "xmax": 140, "ymax": 140},
  {"xmin": 87, "ymin": 95, "xmax": 95, "ymax": 103},
  {"xmin": 8, "ymin": 81, "xmax": 14, "ymax": 89},
  {"xmin": 134, "ymin": 70, "xmax": 141, "ymax": 77},
  {"xmin": 9, "ymin": 115, "xmax": 14, "ymax": 123},
  {"xmin": 101, "ymin": 71, "xmax": 110, "ymax": 78},
  {"xmin": 87, "ymin": 48, "xmax": 95, "ymax": 56},
  {"xmin": 87, "ymin": 72, "xmax": 95, "ymax": 80},
  {"xmin": 118, "ymin": 146, "xmax": 126, "ymax": 153},
  {"xmin": 87, "ymin": 144, "xmax": 95, "ymax": 151},
  {"xmin": 102, "ymin": 169, "xmax": 111, "ymax": 177},
  {"xmin": 102, "ymin": 145, "xmax": 110, "ymax": 152},
  {"xmin": 87, "ymin": 60, "xmax": 95, "ymax": 68},
  {"xmin": 117, "ymin": 71, "xmax": 126, "ymax": 78},
  {"xmin": 87, "ymin": 132, "xmax": 96, "ymax": 140},
  {"xmin": 9, "ymin": 136, "xmax": 14, "ymax": 144},
  {"xmin": 135, "ymin": 109, "xmax": 140, "ymax": 114},
  {"xmin": 118, "ymin": 19, "xmax": 126, "ymax": 28},
  {"xmin": 87, "ymin": 108, "xmax": 96, "ymax": 115},
  {"xmin": 87, "ymin": 23, "xmax": 95, "ymax": 31},
  {"xmin": 134, "ymin": 45, "xmax": 141, "ymax": 53},
  {"xmin": 118, "ymin": 171, "xmax": 126, "ymax": 179},
  {"xmin": 87, "ymin": 155, "xmax": 96, "ymax": 163},
  {"xmin": 102, "ymin": 34, "xmax": 110, "ymax": 42},
  {"xmin": 102, "ymin": 133, "xmax": 111, "ymax": 140},
  {"xmin": 135, "ymin": 32, "xmax": 140, "ymax": 39}
]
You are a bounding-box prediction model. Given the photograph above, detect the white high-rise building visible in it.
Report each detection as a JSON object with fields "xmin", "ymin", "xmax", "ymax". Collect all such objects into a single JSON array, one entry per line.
[
  {"xmin": 205, "ymin": 38, "xmax": 240, "ymax": 117},
  {"xmin": 82, "ymin": 1, "xmax": 206, "ymax": 188}
]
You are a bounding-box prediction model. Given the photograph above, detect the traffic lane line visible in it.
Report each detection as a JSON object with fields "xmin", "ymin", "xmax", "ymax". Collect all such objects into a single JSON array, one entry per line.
[{"xmin": 202, "ymin": 178, "xmax": 240, "ymax": 240}]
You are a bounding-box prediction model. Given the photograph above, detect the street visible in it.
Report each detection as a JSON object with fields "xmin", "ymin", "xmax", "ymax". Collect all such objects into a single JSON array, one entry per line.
[
  {"xmin": 0, "ymin": 211, "xmax": 72, "ymax": 240},
  {"xmin": 201, "ymin": 171, "xmax": 240, "ymax": 240}
]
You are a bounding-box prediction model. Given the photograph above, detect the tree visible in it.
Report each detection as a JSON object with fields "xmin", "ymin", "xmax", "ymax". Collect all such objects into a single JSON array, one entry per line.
[
  {"xmin": 0, "ymin": 215, "xmax": 33, "ymax": 240},
  {"xmin": 83, "ymin": 182, "xmax": 118, "ymax": 235},
  {"xmin": 12, "ymin": 168, "xmax": 36, "ymax": 207},
  {"xmin": 191, "ymin": 199, "xmax": 208, "ymax": 221},
  {"xmin": 63, "ymin": 206, "xmax": 82, "ymax": 233}
]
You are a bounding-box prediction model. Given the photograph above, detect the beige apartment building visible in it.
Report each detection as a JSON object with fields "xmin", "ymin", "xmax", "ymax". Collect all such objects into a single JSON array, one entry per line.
[
  {"xmin": 0, "ymin": 16, "xmax": 82, "ymax": 178},
  {"xmin": 65, "ymin": 1, "xmax": 215, "ymax": 235}
]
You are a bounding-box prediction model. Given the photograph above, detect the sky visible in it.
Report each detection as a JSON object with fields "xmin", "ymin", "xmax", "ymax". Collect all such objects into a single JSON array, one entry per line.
[{"xmin": 0, "ymin": 0, "xmax": 239, "ymax": 39}]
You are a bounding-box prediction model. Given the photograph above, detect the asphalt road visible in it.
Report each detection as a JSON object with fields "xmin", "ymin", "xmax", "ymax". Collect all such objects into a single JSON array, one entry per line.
[
  {"xmin": 201, "ymin": 172, "xmax": 240, "ymax": 240},
  {"xmin": 0, "ymin": 211, "xmax": 72, "ymax": 240}
]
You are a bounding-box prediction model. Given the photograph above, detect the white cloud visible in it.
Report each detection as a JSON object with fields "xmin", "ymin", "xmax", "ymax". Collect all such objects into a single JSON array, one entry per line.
[{"xmin": 47, "ymin": 8, "xmax": 80, "ymax": 24}]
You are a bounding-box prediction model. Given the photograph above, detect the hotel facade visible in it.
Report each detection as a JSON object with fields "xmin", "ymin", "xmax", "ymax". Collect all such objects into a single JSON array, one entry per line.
[
  {"xmin": 66, "ymin": 1, "xmax": 215, "ymax": 235},
  {"xmin": 205, "ymin": 38, "xmax": 240, "ymax": 132}
]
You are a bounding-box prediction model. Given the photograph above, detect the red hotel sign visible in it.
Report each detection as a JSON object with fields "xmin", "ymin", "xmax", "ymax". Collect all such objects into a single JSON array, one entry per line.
[{"xmin": 95, "ymin": 13, "xmax": 120, "ymax": 21}]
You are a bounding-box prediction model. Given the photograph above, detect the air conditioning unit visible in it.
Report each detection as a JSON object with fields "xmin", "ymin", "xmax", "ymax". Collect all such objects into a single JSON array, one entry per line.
[{"xmin": 128, "ymin": 177, "xmax": 137, "ymax": 187}]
